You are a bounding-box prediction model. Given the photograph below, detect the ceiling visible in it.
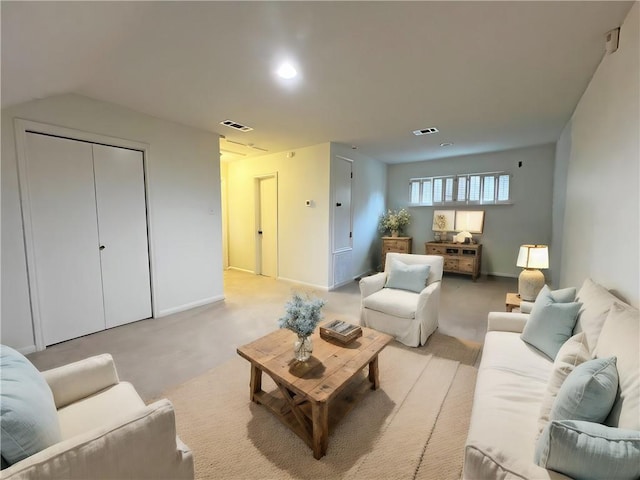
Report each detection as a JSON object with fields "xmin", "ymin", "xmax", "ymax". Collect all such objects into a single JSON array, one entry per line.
[{"xmin": 1, "ymin": 1, "xmax": 634, "ymax": 164}]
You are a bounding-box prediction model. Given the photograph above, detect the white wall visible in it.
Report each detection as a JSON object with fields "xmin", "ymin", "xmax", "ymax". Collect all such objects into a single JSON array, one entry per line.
[
  {"xmin": 226, "ymin": 143, "xmax": 331, "ymax": 288},
  {"xmin": 387, "ymin": 144, "xmax": 556, "ymax": 279},
  {"xmin": 1, "ymin": 94, "xmax": 223, "ymax": 352},
  {"xmin": 556, "ymin": 4, "xmax": 639, "ymax": 306},
  {"xmin": 330, "ymin": 144, "xmax": 387, "ymax": 277}
]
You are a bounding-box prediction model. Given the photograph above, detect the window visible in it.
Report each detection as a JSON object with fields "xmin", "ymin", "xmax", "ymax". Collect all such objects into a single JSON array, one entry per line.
[{"xmin": 408, "ymin": 171, "xmax": 511, "ymax": 206}]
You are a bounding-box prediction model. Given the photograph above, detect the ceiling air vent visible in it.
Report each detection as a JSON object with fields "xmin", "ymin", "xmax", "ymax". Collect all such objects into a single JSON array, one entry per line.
[
  {"xmin": 412, "ymin": 127, "xmax": 439, "ymax": 136},
  {"xmin": 220, "ymin": 119, "xmax": 253, "ymax": 132}
]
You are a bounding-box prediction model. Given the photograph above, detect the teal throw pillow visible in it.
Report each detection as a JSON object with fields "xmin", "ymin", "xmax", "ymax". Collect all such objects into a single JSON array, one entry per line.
[
  {"xmin": 385, "ymin": 259, "xmax": 431, "ymax": 293},
  {"xmin": 535, "ymin": 420, "xmax": 640, "ymax": 480},
  {"xmin": 550, "ymin": 356, "xmax": 618, "ymax": 423},
  {"xmin": 0, "ymin": 345, "xmax": 61, "ymax": 466},
  {"xmin": 521, "ymin": 285, "xmax": 582, "ymax": 359}
]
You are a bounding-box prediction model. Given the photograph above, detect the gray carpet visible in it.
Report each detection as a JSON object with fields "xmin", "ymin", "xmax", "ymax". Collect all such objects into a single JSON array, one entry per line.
[
  {"xmin": 162, "ymin": 332, "xmax": 480, "ymax": 480},
  {"xmin": 28, "ymin": 270, "xmax": 515, "ymax": 401}
]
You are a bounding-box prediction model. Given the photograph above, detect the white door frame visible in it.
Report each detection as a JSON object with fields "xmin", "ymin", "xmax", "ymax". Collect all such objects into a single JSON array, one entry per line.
[
  {"xmin": 253, "ymin": 173, "xmax": 278, "ymax": 277},
  {"xmin": 14, "ymin": 119, "xmax": 156, "ymax": 351}
]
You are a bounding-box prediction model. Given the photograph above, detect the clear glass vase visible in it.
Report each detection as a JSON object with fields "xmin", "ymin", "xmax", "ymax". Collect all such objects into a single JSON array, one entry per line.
[{"xmin": 294, "ymin": 335, "xmax": 313, "ymax": 362}]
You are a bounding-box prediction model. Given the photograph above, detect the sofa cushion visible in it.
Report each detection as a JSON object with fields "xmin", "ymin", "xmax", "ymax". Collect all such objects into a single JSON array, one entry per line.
[
  {"xmin": 538, "ymin": 332, "xmax": 591, "ymax": 434},
  {"xmin": 385, "ymin": 259, "xmax": 430, "ymax": 293},
  {"xmin": 535, "ymin": 420, "xmax": 640, "ymax": 480},
  {"xmin": 464, "ymin": 331, "xmax": 558, "ymax": 479},
  {"xmin": 0, "ymin": 345, "xmax": 61, "ymax": 465},
  {"xmin": 594, "ymin": 302, "xmax": 639, "ymax": 430},
  {"xmin": 550, "ymin": 357, "xmax": 618, "ymax": 424},
  {"xmin": 362, "ymin": 287, "xmax": 418, "ymax": 319},
  {"xmin": 521, "ymin": 285, "xmax": 582, "ymax": 359},
  {"xmin": 574, "ymin": 278, "xmax": 622, "ymax": 352},
  {"xmin": 57, "ymin": 381, "xmax": 145, "ymax": 440}
]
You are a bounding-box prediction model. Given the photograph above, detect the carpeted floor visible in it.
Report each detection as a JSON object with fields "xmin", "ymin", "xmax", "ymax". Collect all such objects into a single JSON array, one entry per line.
[{"xmin": 162, "ymin": 331, "xmax": 480, "ymax": 480}]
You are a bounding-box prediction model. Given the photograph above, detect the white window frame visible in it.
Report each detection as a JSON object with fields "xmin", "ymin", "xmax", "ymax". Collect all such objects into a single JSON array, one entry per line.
[{"xmin": 408, "ymin": 171, "xmax": 511, "ymax": 206}]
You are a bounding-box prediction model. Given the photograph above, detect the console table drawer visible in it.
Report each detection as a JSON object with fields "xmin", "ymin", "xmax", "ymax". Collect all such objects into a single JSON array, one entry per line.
[
  {"xmin": 381, "ymin": 237, "xmax": 412, "ymax": 268},
  {"xmin": 425, "ymin": 241, "xmax": 482, "ymax": 281}
]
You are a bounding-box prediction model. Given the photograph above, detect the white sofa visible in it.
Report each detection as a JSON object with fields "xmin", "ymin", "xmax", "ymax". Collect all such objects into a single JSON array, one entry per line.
[
  {"xmin": 2, "ymin": 353, "xmax": 194, "ymax": 480},
  {"xmin": 359, "ymin": 253, "xmax": 444, "ymax": 347},
  {"xmin": 464, "ymin": 279, "xmax": 639, "ymax": 479}
]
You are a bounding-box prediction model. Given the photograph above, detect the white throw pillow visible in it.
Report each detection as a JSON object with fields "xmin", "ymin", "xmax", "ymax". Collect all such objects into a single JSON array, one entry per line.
[
  {"xmin": 538, "ymin": 332, "xmax": 591, "ymax": 435},
  {"xmin": 574, "ymin": 278, "xmax": 621, "ymax": 352},
  {"xmin": 594, "ymin": 302, "xmax": 640, "ymax": 430}
]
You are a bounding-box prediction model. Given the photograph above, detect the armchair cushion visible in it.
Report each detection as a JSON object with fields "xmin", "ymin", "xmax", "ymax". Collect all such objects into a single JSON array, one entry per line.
[
  {"xmin": 0, "ymin": 345, "xmax": 61, "ymax": 466},
  {"xmin": 57, "ymin": 382, "xmax": 145, "ymax": 439},
  {"xmin": 385, "ymin": 259, "xmax": 430, "ymax": 293},
  {"xmin": 363, "ymin": 287, "xmax": 419, "ymax": 319}
]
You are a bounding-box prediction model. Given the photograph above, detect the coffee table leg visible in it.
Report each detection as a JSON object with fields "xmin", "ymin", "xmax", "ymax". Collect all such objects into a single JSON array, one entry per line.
[
  {"xmin": 249, "ymin": 364, "xmax": 262, "ymax": 402},
  {"xmin": 312, "ymin": 401, "xmax": 328, "ymax": 459},
  {"xmin": 368, "ymin": 355, "xmax": 380, "ymax": 390}
]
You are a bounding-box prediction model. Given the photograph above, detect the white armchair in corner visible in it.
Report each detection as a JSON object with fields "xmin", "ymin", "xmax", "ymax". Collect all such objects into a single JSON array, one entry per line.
[
  {"xmin": 359, "ymin": 252, "xmax": 444, "ymax": 347},
  {"xmin": 1, "ymin": 353, "xmax": 194, "ymax": 480}
]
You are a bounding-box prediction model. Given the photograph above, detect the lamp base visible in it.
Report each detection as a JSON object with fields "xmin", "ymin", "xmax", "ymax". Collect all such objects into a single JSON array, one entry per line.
[{"xmin": 518, "ymin": 269, "xmax": 545, "ymax": 301}]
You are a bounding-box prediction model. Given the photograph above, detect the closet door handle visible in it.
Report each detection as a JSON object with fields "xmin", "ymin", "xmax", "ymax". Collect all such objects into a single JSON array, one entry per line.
[{"xmin": 99, "ymin": 245, "xmax": 106, "ymax": 251}]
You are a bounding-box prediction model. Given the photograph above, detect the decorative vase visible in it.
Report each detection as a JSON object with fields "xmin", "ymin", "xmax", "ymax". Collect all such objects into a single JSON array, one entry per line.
[
  {"xmin": 391, "ymin": 230, "xmax": 399, "ymax": 237},
  {"xmin": 294, "ymin": 335, "xmax": 313, "ymax": 362}
]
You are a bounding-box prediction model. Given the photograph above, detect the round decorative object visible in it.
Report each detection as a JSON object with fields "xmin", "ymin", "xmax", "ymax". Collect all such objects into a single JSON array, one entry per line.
[
  {"xmin": 294, "ymin": 335, "xmax": 313, "ymax": 362},
  {"xmin": 391, "ymin": 230, "xmax": 399, "ymax": 237}
]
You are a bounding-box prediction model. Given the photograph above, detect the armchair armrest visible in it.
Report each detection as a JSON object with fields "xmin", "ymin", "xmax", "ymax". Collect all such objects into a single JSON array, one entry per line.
[
  {"xmin": 42, "ymin": 354, "xmax": 119, "ymax": 409},
  {"xmin": 487, "ymin": 312, "xmax": 529, "ymax": 333},
  {"xmin": 2, "ymin": 399, "xmax": 194, "ymax": 480},
  {"xmin": 415, "ymin": 281, "xmax": 441, "ymax": 345},
  {"xmin": 359, "ymin": 272, "xmax": 387, "ymax": 299}
]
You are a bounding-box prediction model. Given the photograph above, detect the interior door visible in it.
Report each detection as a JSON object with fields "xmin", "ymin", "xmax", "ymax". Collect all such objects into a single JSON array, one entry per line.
[
  {"xmin": 93, "ymin": 144, "xmax": 152, "ymax": 328},
  {"xmin": 333, "ymin": 157, "xmax": 353, "ymax": 251},
  {"xmin": 25, "ymin": 133, "xmax": 106, "ymax": 345},
  {"xmin": 258, "ymin": 176, "xmax": 277, "ymax": 277}
]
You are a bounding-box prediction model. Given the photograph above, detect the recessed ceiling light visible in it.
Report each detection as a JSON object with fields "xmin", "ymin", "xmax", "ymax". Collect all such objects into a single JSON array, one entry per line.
[
  {"xmin": 412, "ymin": 127, "xmax": 439, "ymax": 136},
  {"xmin": 440, "ymin": 142, "xmax": 453, "ymax": 147},
  {"xmin": 276, "ymin": 62, "xmax": 297, "ymax": 79}
]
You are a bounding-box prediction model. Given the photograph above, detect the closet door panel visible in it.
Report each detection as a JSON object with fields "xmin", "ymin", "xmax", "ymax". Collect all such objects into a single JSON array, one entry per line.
[
  {"xmin": 25, "ymin": 133, "xmax": 105, "ymax": 345},
  {"xmin": 93, "ymin": 145, "xmax": 152, "ymax": 328}
]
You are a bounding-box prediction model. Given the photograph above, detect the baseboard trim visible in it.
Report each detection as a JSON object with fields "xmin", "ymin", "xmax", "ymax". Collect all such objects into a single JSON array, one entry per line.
[
  {"xmin": 277, "ymin": 276, "xmax": 329, "ymax": 291},
  {"xmin": 157, "ymin": 295, "xmax": 225, "ymax": 317},
  {"xmin": 485, "ymin": 272, "xmax": 518, "ymax": 278},
  {"xmin": 17, "ymin": 345, "xmax": 37, "ymax": 355},
  {"xmin": 227, "ymin": 266, "xmax": 255, "ymax": 274}
]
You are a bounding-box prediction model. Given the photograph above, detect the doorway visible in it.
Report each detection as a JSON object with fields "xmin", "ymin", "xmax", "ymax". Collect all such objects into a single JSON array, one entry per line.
[{"xmin": 255, "ymin": 174, "xmax": 278, "ymax": 277}]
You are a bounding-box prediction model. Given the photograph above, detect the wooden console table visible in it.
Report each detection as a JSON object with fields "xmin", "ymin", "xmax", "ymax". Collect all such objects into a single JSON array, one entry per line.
[{"xmin": 425, "ymin": 242, "xmax": 482, "ymax": 281}]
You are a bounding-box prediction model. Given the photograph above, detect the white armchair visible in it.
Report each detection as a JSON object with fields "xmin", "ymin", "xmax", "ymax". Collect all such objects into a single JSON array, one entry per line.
[
  {"xmin": 359, "ymin": 253, "xmax": 444, "ymax": 347},
  {"xmin": 2, "ymin": 354, "xmax": 194, "ymax": 480}
]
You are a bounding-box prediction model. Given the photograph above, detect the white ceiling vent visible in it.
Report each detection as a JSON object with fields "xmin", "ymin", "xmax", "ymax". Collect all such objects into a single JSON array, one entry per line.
[
  {"xmin": 412, "ymin": 127, "xmax": 439, "ymax": 136},
  {"xmin": 220, "ymin": 119, "xmax": 253, "ymax": 132}
]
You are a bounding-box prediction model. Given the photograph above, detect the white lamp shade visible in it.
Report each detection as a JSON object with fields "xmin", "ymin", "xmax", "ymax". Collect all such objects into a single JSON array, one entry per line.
[{"xmin": 516, "ymin": 245, "xmax": 549, "ymax": 269}]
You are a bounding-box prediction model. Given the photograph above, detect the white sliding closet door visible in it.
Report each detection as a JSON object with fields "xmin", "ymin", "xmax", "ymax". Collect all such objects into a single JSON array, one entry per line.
[
  {"xmin": 93, "ymin": 145, "xmax": 152, "ymax": 328},
  {"xmin": 25, "ymin": 133, "xmax": 106, "ymax": 345}
]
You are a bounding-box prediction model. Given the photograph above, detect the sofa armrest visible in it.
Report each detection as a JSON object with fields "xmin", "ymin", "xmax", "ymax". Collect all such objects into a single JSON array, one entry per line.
[
  {"xmin": 487, "ymin": 312, "xmax": 529, "ymax": 333},
  {"xmin": 1, "ymin": 399, "xmax": 194, "ymax": 480},
  {"xmin": 520, "ymin": 300, "xmax": 534, "ymax": 314},
  {"xmin": 359, "ymin": 272, "xmax": 387, "ymax": 299},
  {"xmin": 42, "ymin": 354, "xmax": 119, "ymax": 409}
]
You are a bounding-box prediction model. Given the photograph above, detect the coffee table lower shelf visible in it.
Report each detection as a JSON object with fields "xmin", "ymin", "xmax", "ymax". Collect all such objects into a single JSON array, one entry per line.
[{"xmin": 250, "ymin": 365, "xmax": 379, "ymax": 458}]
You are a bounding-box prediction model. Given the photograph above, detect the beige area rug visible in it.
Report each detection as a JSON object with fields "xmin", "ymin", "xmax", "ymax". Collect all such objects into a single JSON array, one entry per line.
[{"xmin": 162, "ymin": 332, "xmax": 480, "ymax": 480}]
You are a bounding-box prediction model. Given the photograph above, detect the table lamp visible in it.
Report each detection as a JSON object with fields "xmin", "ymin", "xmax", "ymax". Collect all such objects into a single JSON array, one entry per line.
[{"xmin": 516, "ymin": 245, "xmax": 548, "ymax": 301}]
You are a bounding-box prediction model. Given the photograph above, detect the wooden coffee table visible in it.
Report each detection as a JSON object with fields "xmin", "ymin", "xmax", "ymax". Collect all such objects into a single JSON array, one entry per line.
[{"xmin": 237, "ymin": 324, "xmax": 393, "ymax": 459}]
